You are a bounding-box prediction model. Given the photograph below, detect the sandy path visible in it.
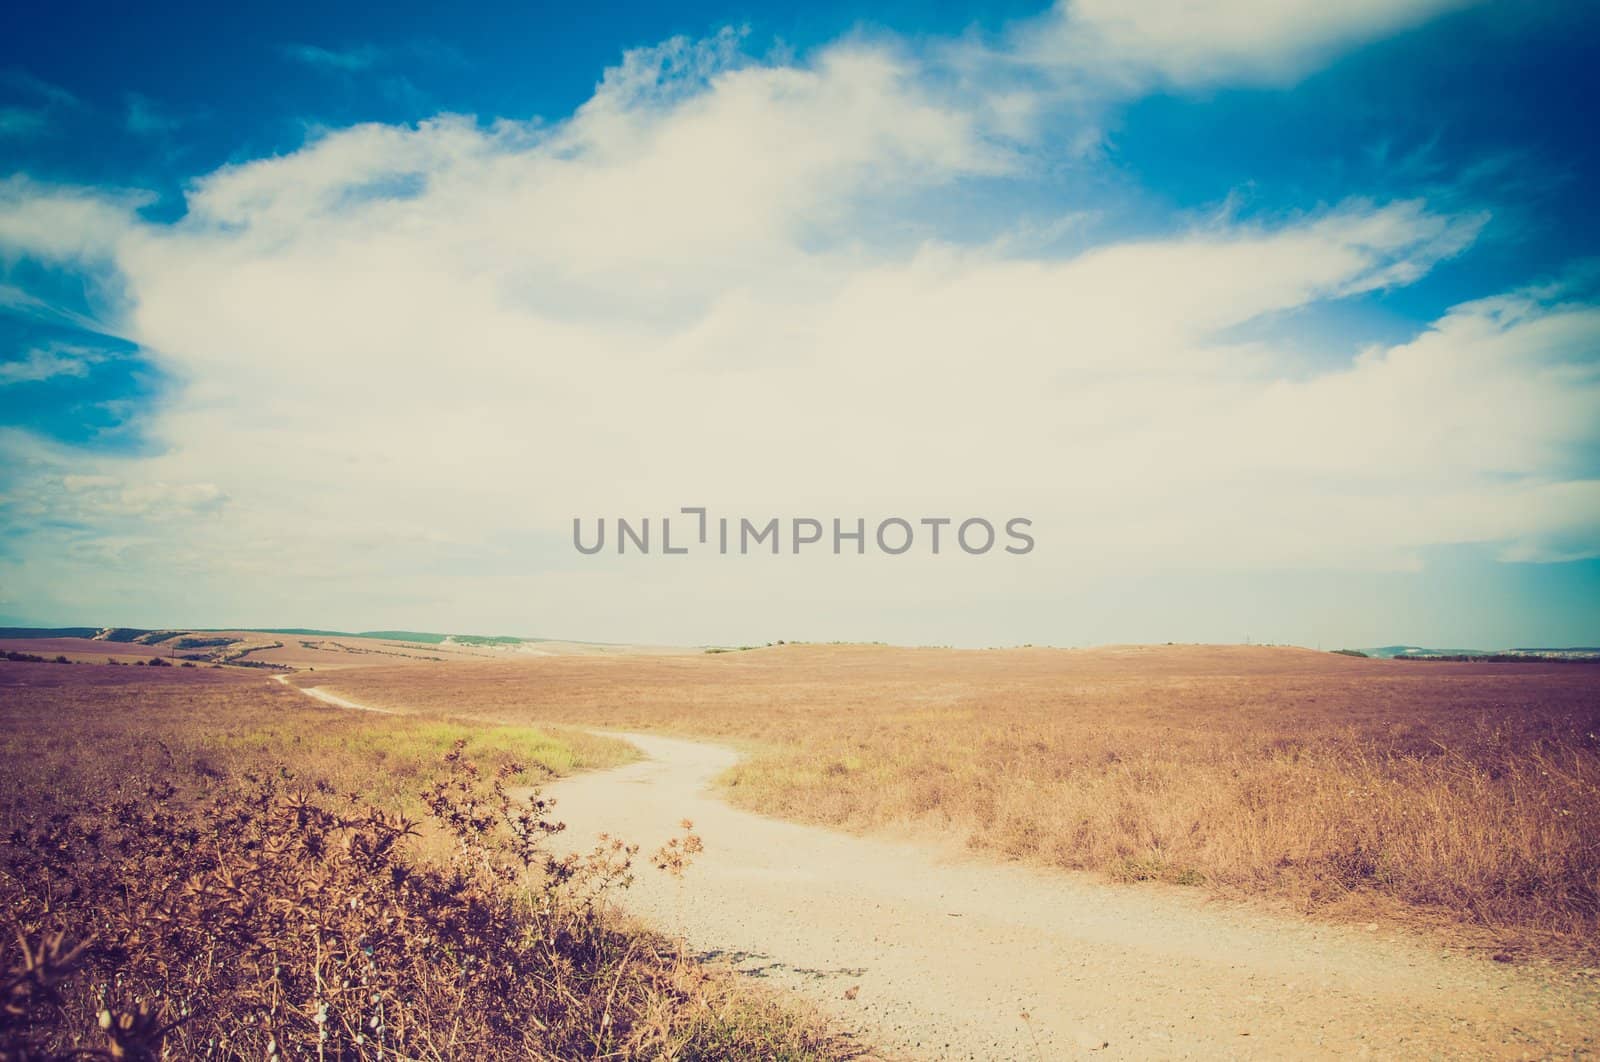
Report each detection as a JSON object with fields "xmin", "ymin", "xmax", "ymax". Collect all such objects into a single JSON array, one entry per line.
[
  {"xmin": 544, "ymin": 731, "xmax": 1598, "ymax": 1060},
  {"xmin": 273, "ymin": 673, "xmax": 393, "ymax": 713},
  {"xmin": 267, "ymin": 680, "xmax": 1597, "ymax": 1058}
]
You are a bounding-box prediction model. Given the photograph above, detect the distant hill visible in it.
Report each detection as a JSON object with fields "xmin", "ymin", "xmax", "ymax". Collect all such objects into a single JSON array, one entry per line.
[
  {"xmin": 1362, "ymin": 645, "xmax": 1600, "ymax": 661},
  {"xmin": 254, "ymin": 629, "xmax": 535, "ymax": 646},
  {"xmin": 0, "ymin": 626, "xmax": 539, "ymax": 647},
  {"xmin": 1365, "ymin": 645, "xmax": 1480, "ymax": 658},
  {"xmin": 250, "ymin": 628, "xmax": 455, "ymax": 643}
]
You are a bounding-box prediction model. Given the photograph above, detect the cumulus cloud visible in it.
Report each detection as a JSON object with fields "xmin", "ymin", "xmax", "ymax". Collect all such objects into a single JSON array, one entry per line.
[
  {"xmin": 0, "ymin": 12, "xmax": 1593, "ymax": 639},
  {"xmin": 0, "ymin": 176, "xmax": 151, "ymax": 264},
  {"xmin": 1021, "ymin": 0, "xmax": 1484, "ymax": 88}
]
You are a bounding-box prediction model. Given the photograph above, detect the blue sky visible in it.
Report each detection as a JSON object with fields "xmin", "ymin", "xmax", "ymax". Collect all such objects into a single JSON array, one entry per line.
[{"xmin": 1, "ymin": 1, "xmax": 1597, "ymax": 647}]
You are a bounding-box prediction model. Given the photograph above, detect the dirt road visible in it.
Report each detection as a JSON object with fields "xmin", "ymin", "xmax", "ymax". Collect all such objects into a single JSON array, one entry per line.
[
  {"xmin": 544, "ymin": 731, "xmax": 1598, "ymax": 1060},
  {"xmin": 272, "ymin": 677, "xmax": 1596, "ymax": 1059},
  {"xmin": 273, "ymin": 673, "xmax": 393, "ymax": 712}
]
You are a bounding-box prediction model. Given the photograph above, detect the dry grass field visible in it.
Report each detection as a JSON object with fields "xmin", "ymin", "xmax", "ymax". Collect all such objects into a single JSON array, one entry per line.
[
  {"xmin": 307, "ymin": 643, "xmax": 1600, "ymax": 958},
  {"xmin": 5, "ymin": 639, "xmax": 1596, "ymax": 1057},
  {"xmin": 0, "ymin": 660, "xmax": 851, "ymax": 1060}
]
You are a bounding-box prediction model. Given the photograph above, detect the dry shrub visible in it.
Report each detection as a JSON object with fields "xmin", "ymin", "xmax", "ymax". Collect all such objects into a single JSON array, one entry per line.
[{"xmin": 0, "ymin": 740, "xmax": 844, "ymax": 1061}]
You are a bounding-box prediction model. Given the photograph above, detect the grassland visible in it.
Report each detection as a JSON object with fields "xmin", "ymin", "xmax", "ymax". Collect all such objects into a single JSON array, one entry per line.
[
  {"xmin": 0, "ymin": 663, "xmax": 633, "ymax": 816},
  {"xmin": 311, "ymin": 643, "xmax": 1600, "ymax": 958},
  {"xmin": 0, "ymin": 661, "xmax": 851, "ymax": 1059}
]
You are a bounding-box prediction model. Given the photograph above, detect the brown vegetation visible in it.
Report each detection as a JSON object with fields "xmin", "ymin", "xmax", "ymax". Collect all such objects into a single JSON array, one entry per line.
[
  {"xmin": 312, "ymin": 643, "xmax": 1600, "ymax": 957},
  {"xmin": 0, "ymin": 662, "xmax": 851, "ymax": 1060}
]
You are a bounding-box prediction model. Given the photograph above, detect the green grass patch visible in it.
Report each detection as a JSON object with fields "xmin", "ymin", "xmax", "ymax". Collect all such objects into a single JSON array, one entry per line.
[{"xmin": 221, "ymin": 717, "xmax": 638, "ymax": 813}]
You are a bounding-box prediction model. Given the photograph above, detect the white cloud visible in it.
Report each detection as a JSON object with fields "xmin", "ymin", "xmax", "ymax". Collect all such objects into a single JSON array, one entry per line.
[
  {"xmin": 0, "ymin": 14, "xmax": 1592, "ymax": 640},
  {"xmin": 1023, "ymin": 0, "xmax": 1484, "ymax": 88},
  {"xmin": 0, "ymin": 344, "xmax": 101, "ymax": 384},
  {"xmin": 0, "ymin": 176, "xmax": 150, "ymax": 264}
]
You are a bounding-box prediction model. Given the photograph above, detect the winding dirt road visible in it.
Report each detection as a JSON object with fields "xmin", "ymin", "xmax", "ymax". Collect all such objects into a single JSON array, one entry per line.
[
  {"xmin": 544, "ymin": 732, "xmax": 1598, "ymax": 1060},
  {"xmin": 273, "ymin": 673, "xmax": 393, "ymax": 712},
  {"xmin": 273, "ymin": 678, "xmax": 1596, "ymax": 1059}
]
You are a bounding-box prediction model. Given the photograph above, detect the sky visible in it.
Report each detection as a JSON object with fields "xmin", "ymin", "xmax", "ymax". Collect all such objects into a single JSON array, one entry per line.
[{"xmin": 1, "ymin": 0, "xmax": 1597, "ymax": 649}]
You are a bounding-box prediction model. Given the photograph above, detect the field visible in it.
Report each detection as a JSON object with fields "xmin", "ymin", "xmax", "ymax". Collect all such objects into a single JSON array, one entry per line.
[
  {"xmin": 299, "ymin": 643, "xmax": 1600, "ymax": 958},
  {"xmin": 0, "ymin": 660, "xmax": 850, "ymax": 1060},
  {"xmin": 5, "ymin": 638, "xmax": 1598, "ymax": 1058}
]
